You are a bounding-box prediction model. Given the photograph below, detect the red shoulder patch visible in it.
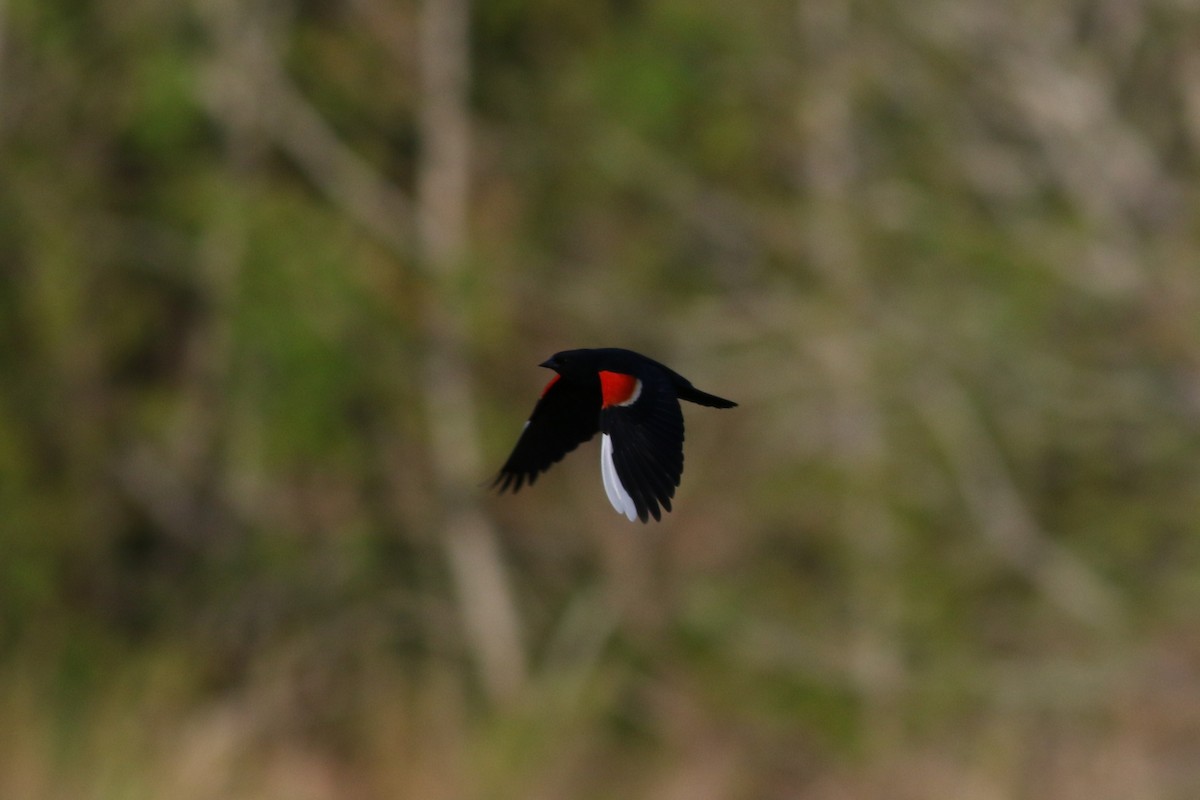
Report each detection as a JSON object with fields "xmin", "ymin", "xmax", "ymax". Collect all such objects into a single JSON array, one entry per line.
[
  {"xmin": 599, "ymin": 371, "xmax": 641, "ymax": 408},
  {"xmin": 540, "ymin": 374, "xmax": 561, "ymax": 397}
]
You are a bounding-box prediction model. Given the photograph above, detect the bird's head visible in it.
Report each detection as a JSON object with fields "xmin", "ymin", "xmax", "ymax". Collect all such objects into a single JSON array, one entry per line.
[{"xmin": 539, "ymin": 349, "xmax": 591, "ymax": 379}]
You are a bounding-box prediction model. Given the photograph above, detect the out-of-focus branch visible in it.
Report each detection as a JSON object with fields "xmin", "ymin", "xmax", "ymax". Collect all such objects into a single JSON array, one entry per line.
[
  {"xmin": 1183, "ymin": 51, "xmax": 1200, "ymax": 156},
  {"xmin": 1000, "ymin": 54, "xmax": 1171, "ymax": 236},
  {"xmin": 197, "ymin": 6, "xmax": 414, "ymax": 259},
  {"xmin": 917, "ymin": 372, "xmax": 1127, "ymax": 633},
  {"xmin": 0, "ymin": 0, "xmax": 7, "ymax": 125},
  {"xmin": 262, "ymin": 76, "xmax": 415, "ymax": 256},
  {"xmin": 195, "ymin": 0, "xmax": 524, "ymax": 702},
  {"xmin": 108, "ymin": 0, "xmax": 272, "ymax": 549},
  {"xmin": 798, "ymin": 0, "xmax": 905, "ymax": 750},
  {"xmin": 417, "ymin": 0, "xmax": 526, "ymax": 703},
  {"xmin": 812, "ymin": 329, "xmax": 906, "ymax": 749},
  {"xmin": 596, "ymin": 127, "xmax": 771, "ymax": 277}
]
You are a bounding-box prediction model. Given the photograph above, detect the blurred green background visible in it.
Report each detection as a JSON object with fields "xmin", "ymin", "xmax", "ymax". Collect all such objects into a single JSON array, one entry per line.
[{"xmin": 3, "ymin": 0, "xmax": 1200, "ymax": 797}]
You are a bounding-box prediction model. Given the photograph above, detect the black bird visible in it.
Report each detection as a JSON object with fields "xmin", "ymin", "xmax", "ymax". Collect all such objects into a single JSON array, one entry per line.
[{"xmin": 494, "ymin": 348, "xmax": 736, "ymax": 522}]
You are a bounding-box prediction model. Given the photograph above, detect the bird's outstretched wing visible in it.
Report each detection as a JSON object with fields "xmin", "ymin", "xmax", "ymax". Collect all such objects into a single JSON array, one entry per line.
[
  {"xmin": 493, "ymin": 375, "xmax": 600, "ymax": 493},
  {"xmin": 599, "ymin": 373, "xmax": 684, "ymax": 522}
]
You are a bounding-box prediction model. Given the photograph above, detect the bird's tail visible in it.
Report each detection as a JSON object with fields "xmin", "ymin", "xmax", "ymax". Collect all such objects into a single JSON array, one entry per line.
[{"xmin": 678, "ymin": 384, "xmax": 737, "ymax": 409}]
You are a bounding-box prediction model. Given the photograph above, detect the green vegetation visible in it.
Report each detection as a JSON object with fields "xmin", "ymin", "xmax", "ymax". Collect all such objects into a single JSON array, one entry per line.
[{"xmin": 2, "ymin": 0, "xmax": 1199, "ymax": 796}]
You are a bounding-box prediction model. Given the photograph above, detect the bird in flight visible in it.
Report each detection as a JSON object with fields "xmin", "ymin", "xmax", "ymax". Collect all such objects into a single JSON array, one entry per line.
[{"xmin": 493, "ymin": 348, "xmax": 736, "ymax": 522}]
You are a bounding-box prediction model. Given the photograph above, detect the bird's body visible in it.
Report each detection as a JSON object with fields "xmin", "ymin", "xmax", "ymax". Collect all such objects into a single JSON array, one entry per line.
[{"xmin": 494, "ymin": 348, "xmax": 736, "ymax": 522}]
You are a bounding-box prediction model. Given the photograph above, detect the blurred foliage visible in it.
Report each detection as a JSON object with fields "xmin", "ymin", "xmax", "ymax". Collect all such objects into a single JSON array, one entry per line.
[{"xmin": 3, "ymin": 0, "xmax": 1200, "ymax": 797}]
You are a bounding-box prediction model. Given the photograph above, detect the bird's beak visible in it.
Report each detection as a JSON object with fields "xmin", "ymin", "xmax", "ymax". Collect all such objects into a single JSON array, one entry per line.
[{"xmin": 538, "ymin": 358, "xmax": 554, "ymax": 369}]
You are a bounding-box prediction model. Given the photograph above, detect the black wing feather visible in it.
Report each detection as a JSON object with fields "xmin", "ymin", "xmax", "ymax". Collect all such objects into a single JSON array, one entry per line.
[
  {"xmin": 613, "ymin": 437, "xmax": 658, "ymax": 521},
  {"xmin": 494, "ymin": 376, "xmax": 600, "ymax": 492},
  {"xmin": 600, "ymin": 373, "xmax": 684, "ymax": 523}
]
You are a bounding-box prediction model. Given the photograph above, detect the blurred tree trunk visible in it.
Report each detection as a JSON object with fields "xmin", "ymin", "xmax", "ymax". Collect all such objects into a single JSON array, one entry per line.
[{"xmin": 417, "ymin": 0, "xmax": 526, "ymax": 703}]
